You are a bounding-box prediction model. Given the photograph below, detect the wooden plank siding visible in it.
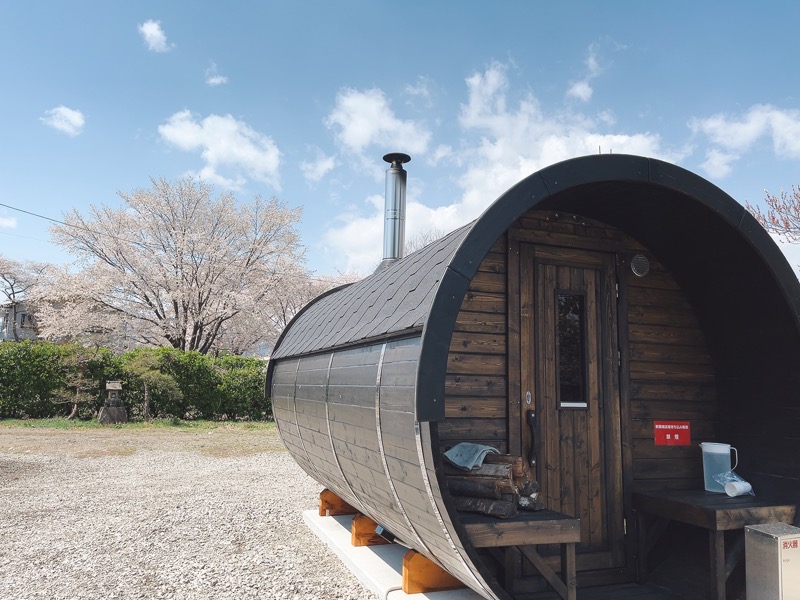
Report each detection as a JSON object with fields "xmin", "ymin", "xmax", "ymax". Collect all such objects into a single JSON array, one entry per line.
[
  {"xmin": 622, "ymin": 253, "xmax": 716, "ymax": 493},
  {"xmin": 442, "ymin": 237, "xmax": 510, "ymax": 453},
  {"xmin": 443, "ymin": 210, "xmax": 717, "ymax": 501}
]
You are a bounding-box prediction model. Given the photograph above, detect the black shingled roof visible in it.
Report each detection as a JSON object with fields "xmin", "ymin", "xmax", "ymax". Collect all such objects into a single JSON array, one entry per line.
[{"xmin": 270, "ymin": 222, "xmax": 474, "ymax": 359}]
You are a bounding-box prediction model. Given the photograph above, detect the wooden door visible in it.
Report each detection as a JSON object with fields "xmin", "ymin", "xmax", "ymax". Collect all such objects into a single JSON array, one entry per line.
[{"xmin": 519, "ymin": 244, "xmax": 630, "ymax": 582}]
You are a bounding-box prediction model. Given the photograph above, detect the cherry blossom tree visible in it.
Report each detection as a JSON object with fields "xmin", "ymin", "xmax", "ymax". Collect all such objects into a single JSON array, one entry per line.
[
  {"xmin": 211, "ymin": 259, "xmax": 358, "ymax": 356},
  {"xmin": 404, "ymin": 228, "xmax": 446, "ymax": 255},
  {"xmin": 43, "ymin": 177, "xmax": 305, "ymax": 354},
  {"xmin": 749, "ymin": 186, "xmax": 800, "ymax": 242}
]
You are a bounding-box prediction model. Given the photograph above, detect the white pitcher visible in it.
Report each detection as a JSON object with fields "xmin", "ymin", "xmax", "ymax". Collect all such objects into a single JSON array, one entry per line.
[{"xmin": 699, "ymin": 442, "xmax": 738, "ymax": 493}]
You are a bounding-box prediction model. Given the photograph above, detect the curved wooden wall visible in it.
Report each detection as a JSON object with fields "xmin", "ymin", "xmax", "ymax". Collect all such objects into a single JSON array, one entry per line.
[{"xmin": 270, "ymin": 336, "xmax": 497, "ymax": 598}]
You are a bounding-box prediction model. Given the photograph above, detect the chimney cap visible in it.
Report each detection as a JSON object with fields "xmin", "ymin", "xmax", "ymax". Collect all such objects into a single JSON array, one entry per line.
[{"xmin": 383, "ymin": 152, "xmax": 411, "ymax": 166}]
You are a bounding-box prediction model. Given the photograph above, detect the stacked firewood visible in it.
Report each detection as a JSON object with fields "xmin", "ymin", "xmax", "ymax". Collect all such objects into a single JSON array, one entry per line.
[{"xmin": 445, "ymin": 454, "xmax": 544, "ymax": 518}]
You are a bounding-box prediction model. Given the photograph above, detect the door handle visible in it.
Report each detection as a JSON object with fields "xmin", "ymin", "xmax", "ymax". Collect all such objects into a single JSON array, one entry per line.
[{"xmin": 527, "ymin": 409, "xmax": 536, "ymax": 467}]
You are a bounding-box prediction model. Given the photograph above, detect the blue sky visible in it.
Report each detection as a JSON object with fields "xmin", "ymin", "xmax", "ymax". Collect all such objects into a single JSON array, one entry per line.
[{"xmin": 3, "ymin": 1, "xmax": 800, "ymax": 275}]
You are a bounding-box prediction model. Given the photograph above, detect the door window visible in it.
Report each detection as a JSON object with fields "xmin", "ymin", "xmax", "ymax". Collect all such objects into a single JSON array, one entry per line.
[{"xmin": 557, "ymin": 293, "xmax": 587, "ymax": 409}]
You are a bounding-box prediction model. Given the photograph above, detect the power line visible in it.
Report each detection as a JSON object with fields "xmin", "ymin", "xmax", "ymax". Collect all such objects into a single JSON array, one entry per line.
[
  {"xmin": 0, "ymin": 201, "xmax": 165, "ymax": 251},
  {"xmin": 0, "ymin": 201, "xmax": 358, "ymax": 283},
  {"xmin": 0, "ymin": 202, "xmax": 71, "ymax": 228}
]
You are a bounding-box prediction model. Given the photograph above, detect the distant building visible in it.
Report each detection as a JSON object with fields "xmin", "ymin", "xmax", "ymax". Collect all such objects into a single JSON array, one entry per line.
[{"xmin": 0, "ymin": 302, "xmax": 37, "ymax": 341}]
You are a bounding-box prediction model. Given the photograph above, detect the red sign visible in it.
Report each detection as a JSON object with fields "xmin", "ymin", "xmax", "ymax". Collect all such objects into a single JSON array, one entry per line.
[{"xmin": 654, "ymin": 420, "xmax": 691, "ymax": 446}]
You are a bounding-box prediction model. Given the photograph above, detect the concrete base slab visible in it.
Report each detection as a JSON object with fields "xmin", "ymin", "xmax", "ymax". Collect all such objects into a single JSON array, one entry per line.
[{"xmin": 303, "ymin": 510, "xmax": 485, "ymax": 600}]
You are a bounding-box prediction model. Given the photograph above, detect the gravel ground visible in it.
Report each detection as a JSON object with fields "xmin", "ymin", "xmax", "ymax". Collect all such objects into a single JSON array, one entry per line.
[{"xmin": 0, "ymin": 425, "xmax": 376, "ymax": 600}]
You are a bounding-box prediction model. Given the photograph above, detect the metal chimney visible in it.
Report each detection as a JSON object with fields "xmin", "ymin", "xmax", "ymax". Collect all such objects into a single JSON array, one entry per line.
[{"xmin": 377, "ymin": 152, "xmax": 410, "ymax": 272}]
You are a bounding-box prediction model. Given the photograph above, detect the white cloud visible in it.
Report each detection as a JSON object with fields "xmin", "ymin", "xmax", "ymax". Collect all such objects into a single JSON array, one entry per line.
[
  {"xmin": 205, "ymin": 62, "xmax": 228, "ymax": 86},
  {"xmin": 405, "ymin": 76, "xmax": 431, "ymax": 100},
  {"xmin": 138, "ymin": 19, "xmax": 173, "ymax": 53},
  {"xmin": 690, "ymin": 105, "xmax": 800, "ymax": 177},
  {"xmin": 158, "ymin": 110, "xmax": 281, "ymax": 190},
  {"xmin": 699, "ymin": 148, "xmax": 738, "ymax": 179},
  {"xmin": 566, "ymin": 43, "xmax": 603, "ymax": 103},
  {"xmin": 690, "ymin": 106, "xmax": 771, "ymax": 151},
  {"xmin": 586, "ymin": 45, "xmax": 601, "ymax": 76},
  {"xmin": 430, "ymin": 144, "xmax": 453, "ymax": 165},
  {"xmin": 321, "ymin": 194, "xmax": 465, "ymax": 274},
  {"xmin": 321, "ymin": 194, "xmax": 384, "ymax": 273},
  {"xmin": 300, "ymin": 151, "xmax": 336, "ymax": 184},
  {"xmin": 0, "ymin": 217, "xmax": 16, "ymax": 229},
  {"xmin": 40, "ymin": 105, "xmax": 85, "ymax": 136},
  {"xmin": 456, "ymin": 62, "xmax": 685, "ymax": 215},
  {"xmin": 597, "ymin": 110, "xmax": 616, "ymax": 126},
  {"xmin": 404, "ymin": 76, "xmax": 434, "ymax": 109},
  {"xmin": 567, "ymin": 80, "xmax": 593, "ymax": 102},
  {"xmin": 770, "ymin": 110, "xmax": 800, "ymax": 157},
  {"xmin": 321, "ymin": 61, "xmax": 689, "ymax": 274},
  {"xmin": 325, "ymin": 88, "xmax": 431, "ymax": 173}
]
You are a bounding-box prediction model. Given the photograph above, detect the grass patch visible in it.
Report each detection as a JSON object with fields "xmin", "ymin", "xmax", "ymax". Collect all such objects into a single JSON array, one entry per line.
[
  {"xmin": 0, "ymin": 418, "xmax": 284, "ymax": 458},
  {"xmin": 0, "ymin": 417, "xmax": 275, "ymax": 433},
  {"xmin": 1, "ymin": 418, "xmax": 98, "ymax": 430},
  {"xmin": 74, "ymin": 447, "xmax": 138, "ymax": 458}
]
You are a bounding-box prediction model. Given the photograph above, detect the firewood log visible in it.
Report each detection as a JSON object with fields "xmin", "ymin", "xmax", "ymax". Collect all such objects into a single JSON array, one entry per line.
[
  {"xmin": 452, "ymin": 495, "xmax": 518, "ymax": 518},
  {"xmin": 444, "ymin": 462, "xmax": 513, "ymax": 478},
  {"xmin": 447, "ymin": 477, "xmax": 502, "ymax": 500},
  {"xmin": 517, "ymin": 479, "xmax": 539, "ymax": 497},
  {"xmin": 517, "ymin": 495, "xmax": 545, "ymax": 512},
  {"xmin": 446, "ymin": 474, "xmax": 517, "ymax": 494},
  {"xmin": 483, "ymin": 454, "xmax": 528, "ymax": 480}
]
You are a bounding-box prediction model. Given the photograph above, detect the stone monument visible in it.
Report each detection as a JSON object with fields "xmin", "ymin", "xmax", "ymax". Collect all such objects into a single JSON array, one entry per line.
[{"xmin": 97, "ymin": 380, "xmax": 128, "ymax": 424}]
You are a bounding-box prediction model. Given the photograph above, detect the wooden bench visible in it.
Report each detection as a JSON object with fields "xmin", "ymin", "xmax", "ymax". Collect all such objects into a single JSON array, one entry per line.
[
  {"xmin": 633, "ymin": 490, "xmax": 796, "ymax": 600},
  {"xmin": 460, "ymin": 509, "xmax": 580, "ymax": 600}
]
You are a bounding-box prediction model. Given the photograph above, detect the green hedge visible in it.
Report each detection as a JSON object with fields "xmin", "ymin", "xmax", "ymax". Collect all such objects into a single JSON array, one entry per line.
[
  {"xmin": 0, "ymin": 340, "xmax": 66, "ymax": 418},
  {"xmin": 0, "ymin": 341, "xmax": 269, "ymax": 421}
]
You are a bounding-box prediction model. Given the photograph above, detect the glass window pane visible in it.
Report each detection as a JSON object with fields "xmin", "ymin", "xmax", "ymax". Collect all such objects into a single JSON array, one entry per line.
[{"xmin": 558, "ymin": 293, "xmax": 587, "ymax": 408}]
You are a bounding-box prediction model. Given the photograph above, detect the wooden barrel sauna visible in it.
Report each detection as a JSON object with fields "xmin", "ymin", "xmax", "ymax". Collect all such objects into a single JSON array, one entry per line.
[{"xmin": 266, "ymin": 154, "xmax": 800, "ymax": 599}]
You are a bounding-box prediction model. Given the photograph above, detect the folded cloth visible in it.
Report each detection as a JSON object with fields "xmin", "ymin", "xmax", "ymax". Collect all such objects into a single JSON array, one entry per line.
[{"xmin": 444, "ymin": 442, "xmax": 500, "ymax": 471}]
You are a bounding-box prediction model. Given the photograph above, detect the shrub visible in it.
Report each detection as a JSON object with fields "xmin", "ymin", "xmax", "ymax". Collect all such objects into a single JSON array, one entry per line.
[
  {"xmin": 0, "ymin": 341, "xmax": 65, "ymax": 418},
  {"xmin": 215, "ymin": 355, "xmax": 269, "ymax": 420},
  {"xmin": 120, "ymin": 348, "xmax": 183, "ymax": 419},
  {"xmin": 0, "ymin": 341, "xmax": 268, "ymax": 422},
  {"xmin": 156, "ymin": 348, "xmax": 220, "ymax": 418}
]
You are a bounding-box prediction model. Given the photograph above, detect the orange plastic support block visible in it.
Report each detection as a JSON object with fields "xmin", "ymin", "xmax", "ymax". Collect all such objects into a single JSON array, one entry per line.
[
  {"xmin": 318, "ymin": 488, "xmax": 357, "ymax": 516},
  {"xmin": 402, "ymin": 549, "xmax": 465, "ymax": 594},
  {"xmin": 350, "ymin": 513, "xmax": 392, "ymax": 547}
]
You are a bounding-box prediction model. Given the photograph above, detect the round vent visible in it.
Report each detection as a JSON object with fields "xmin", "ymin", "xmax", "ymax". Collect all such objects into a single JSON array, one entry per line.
[{"xmin": 631, "ymin": 254, "xmax": 650, "ymax": 277}]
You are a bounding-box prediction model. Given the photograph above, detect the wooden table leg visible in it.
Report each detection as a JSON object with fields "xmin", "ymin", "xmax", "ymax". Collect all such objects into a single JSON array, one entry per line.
[
  {"xmin": 636, "ymin": 509, "xmax": 648, "ymax": 584},
  {"xmin": 520, "ymin": 546, "xmax": 573, "ymax": 600},
  {"xmin": 709, "ymin": 530, "xmax": 725, "ymax": 600},
  {"xmin": 561, "ymin": 542, "xmax": 576, "ymax": 600}
]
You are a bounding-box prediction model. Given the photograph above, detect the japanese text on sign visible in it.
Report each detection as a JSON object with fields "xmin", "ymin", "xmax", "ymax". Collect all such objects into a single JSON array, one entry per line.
[{"xmin": 654, "ymin": 420, "xmax": 691, "ymax": 446}]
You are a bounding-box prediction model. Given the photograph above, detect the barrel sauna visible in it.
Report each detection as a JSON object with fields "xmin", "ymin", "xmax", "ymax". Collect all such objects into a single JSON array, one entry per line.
[{"xmin": 267, "ymin": 154, "xmax": 800, "ymax": 599}]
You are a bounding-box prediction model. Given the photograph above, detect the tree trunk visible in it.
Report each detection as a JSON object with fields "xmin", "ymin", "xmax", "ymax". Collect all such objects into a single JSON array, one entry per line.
[
  {"xmin": 143, "ymin": 381, "xmax": 151, "ymax": 420},
  {"xmin": 66, "ymin": 389, "xmax": 79, "ymax": 420}
]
